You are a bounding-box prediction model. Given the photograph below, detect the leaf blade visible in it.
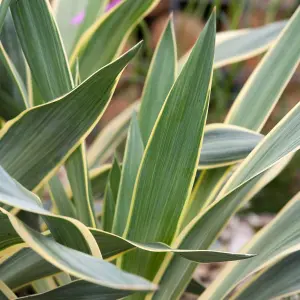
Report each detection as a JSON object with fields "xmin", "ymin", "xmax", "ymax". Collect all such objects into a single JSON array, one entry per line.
[
  {"xmin": 121, "ymin": 12, "xmax": 216, "ymax": 281},
  {"xmin": 0, "ymin": 43, "xmax": 141, "ymax": 191}
]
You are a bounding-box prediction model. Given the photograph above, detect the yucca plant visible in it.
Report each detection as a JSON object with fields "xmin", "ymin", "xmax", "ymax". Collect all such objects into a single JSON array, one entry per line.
[{"xmin": 0, "ymin": 0, "xmax": 300, "ymax": 299}]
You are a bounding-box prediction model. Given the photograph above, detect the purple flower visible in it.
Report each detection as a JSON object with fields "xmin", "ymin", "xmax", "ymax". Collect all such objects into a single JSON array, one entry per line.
[
  {"xmin": 106, "ymin": 0, "xmax": 122, "ymax": 12},
  {"xmin": 71, "ymin": 10, "xmax": 85, "ymax": 25}
]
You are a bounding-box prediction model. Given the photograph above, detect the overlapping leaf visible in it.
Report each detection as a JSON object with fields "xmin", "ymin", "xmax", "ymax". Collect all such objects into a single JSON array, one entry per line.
[
  {"xmin": 71, "ymin": 0, "xmax": 160, "ymax": 79},
  {"xmin": 0, "ymin": 208, "xmax": 156, "ymax": 293},
  {"xmin": 0, "ymin": 43, "xmax": 27, "ymax": 120},
  {"xmin": 87, "ymin": 20, "xmax": 285, "ymax": 166},
  {"xmin": 88, "ymin": 124, "xmax": 262, "ymax": 201},
  {"xmin": 112, "ymin": 113, "xmax": 144, "ymax": 236},
  {"xmin": 201, "ymin": 192, "xmax": 300, "ymax": 300},
  {"xmin": 0, "ymin": 166, "xmax": 100, "ymax": 255},
  {"xmin": 178, "ymin": 20, "xmax": 286, "ymax": 72},
  {"xmin": 153, "ymin": 98, "xmax": 300, "ymax": 299},
  {"xmin": 121, "ymin": 12, "xmax": 216, "ymax": 282},
  {"xmin": 55, "ymin": 0, "xmax": 109, "ymax": 55},
  {"xmin": 138, "ymin": 17, "xmax": 176, "ymax": 144},
  {"xmin": 225, "ymin": 7, "xmax": 300, "ymax": 131},
  {"xmin": 154, "ymin": 8, "xmax": 300, "ymax": 299},
  {"xmin": 233, "ymin": 251, "xmax": 300, "ymax": 300},
  {"xmin": 0, "ymin": 43, "xmax": 141, "ymax": 191}
]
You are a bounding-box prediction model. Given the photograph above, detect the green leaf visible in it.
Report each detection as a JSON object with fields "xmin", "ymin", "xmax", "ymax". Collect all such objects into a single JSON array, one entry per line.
[
  {"xmin": 0, "ymin": 0, "xmax": 11, "ymax": 34},
  {"xmin": 88, "ymin": 102, "xmax": 140, "ymax": 168},
  {"xmin": 182, "ymin": 167, "xmax": 230, "ymax": 228},
  {"xmin": 48, "ymin": 174, "xmax": 76, "ymax": 218},
  {"xmin": 225, "ymin": 7, "xmax": 300, "ymax": 131},
  {"xmin": 90, "ymin": 228, "xmax": 254, "ymax": 263},
  {"xmin": 55, "ymin": 0, "xmax": 109, "ymax": 56},
  {"xmin": 233, "ymin": 251, "xmax": 300, "ymax": 300},
  {"xmin": 112, "ymin": 113, "xmax": 144, "ymax": 236},
  {"xmin": 153, "ymin": 9, "xmax": 300, "ymax": 298},
  {"xmin": 0, "ymin": 220, "xmax": 253, "ymax": 290},
  {"xmin": 70, "ymin": 0, "xmax": 159, "ymax": 79},
  {"xmin": 32, "ymin": 278, "xmax": 57, "ymax": 293},
  {"xmin": 87, "ymin": 20, "xmax": 286, "ymax": 165},
  {"xmin": 0, "ymin": 165, "xmax": 101, "ymax": 255},
  {"xmin": 65, "ymin": 143, "xmax": 96, "ymax": 227},
  {"xmin": 54, "ymin": 273, "xmax": 72, "ymax": 286},
  {"xmin": 178, "ymin": 20, "xmax": 286, "ymax": 72},
  {"xmin": 1, "ymin": 208, "xmax": 157, "ymax": 292},
  {"xmin": 19, "ymin": 280, "xmax": 149, "ymax": 300},
  {"xmin": 0, "ymin": 10, "xmax": 27, "ymax": 85},
  {"xmin": 11, "ymin": 0, "xmax": 98, "ymax": 229},
  {"xmin": 89, "ymin": 123, "xmax": 262, "ymax": 179},
  {"xmin": 89, "ymin": 164, "xmax": 112, "ymax": 199},
  {"xmin": 121, "ymin": 12, "xmax": 216, "ymax": 281},
  {"xmin": 11, "ymin": 0, "xmax": 73, "ymax": 101},
  {"xmin": 0, "ymin": 213, "xmax": 23, "ymax": 254},
  {"xmin": 138, "ymin": 17, "xmax": 176, "ymax": 144},
  {"xmin": 102, "ymin": 157, "xmax": 121, "ymax": 232},
  {"xmin": 0, "ymin": 281, "xmax": 16, "ymax": 300},
  {"xmin": 201, "ymin": 191, "xmax": 300, "ymax": 300},
  {"xmin": 0, "ymin": 43, "xmax": 27, "ymax": 119},
  {"xmin": 0, "ymin": 43, "xmax": 141, "ymax": 191},
  {"xmin": 199, "ymin": 124, "xmax": 263, "ymax": 169},
  {"xmin": 213, "ymin": 20, "xmax": 286, "ymax": 68},
  {"xmin": 153, "ymin": 100, "xmax": 300, "ymax": 299},
  {"xmin": 0, "ymin": 248, "xmax": 60, "ymax": 289}
]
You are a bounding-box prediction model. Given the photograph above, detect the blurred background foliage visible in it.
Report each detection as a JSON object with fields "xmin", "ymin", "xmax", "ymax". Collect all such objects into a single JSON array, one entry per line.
[{"xmin": 94, "ymin": 0, "xmax": 300, "ymax": 214}]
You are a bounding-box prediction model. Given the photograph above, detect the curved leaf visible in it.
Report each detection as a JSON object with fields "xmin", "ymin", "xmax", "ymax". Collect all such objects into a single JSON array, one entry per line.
[
  {"xmin": 55, "ymin": 0, "xmax": 109, "ymax": 55},
  {"xmin": 88, "ymin": 102, "xmax": 140, "ymax": 168},
  {"xmin": 178, "ymin": 20, "xmax": 286, "ymax": 72},
  {"xmin": 11, "ymin": 0, "xmax": 73, "ymax": 101},
  {"xmin": 19, "ymin": 279, "xmax": 144, "ymax": 300},
  {"xmin": 0, "ymin": 43, "xmax": 141, "ymax": 191},
  {"xmin": 153, "ymin": 99, "xmax": 300, "ymax": 299},
  {"xmin": 71, "ymin": 0, "xmax": 159, "ymax": 79},
  {"xmin": 121, "ymin": 12, "xmax": 216, "ymax": 281},
  {"xmin": 0, "ymin": 43, "xmax": 27, "ymax": 120},
  {"xmin": 0, "ymin": 248, "xmax": 59, "ymax": 290},
  {"xmin": 234, "ymin": 251, "xmax": 300, "ymax": 300},
  {"xmin": 0, "ymin": 165, "xmax": 100, "ymax": 256},
  {"xmin": 0, "ymin": 208, "xmax": 157, "ymax": 292},
  {"xmin": 201, "ymin": 191, "xmax": 300, "ymax": 300},
  {"xmin": 225, "ymin": 7, "xmax": 300, "ymax": 131},
  {"xmin": 199, "ymin": 124, "xmax": 263, "ymax": 169}
]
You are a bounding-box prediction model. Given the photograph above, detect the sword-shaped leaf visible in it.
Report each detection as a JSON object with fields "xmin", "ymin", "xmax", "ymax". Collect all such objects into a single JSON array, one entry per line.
[
  {"xmin": 153, "ymin": 100, "xmax": 300, "ymax": 299},
  {"xmin": 233, "ymin": 250, "xmax": 300, "ymax": 300},
  {"xmin": 225, "ymin": 7, "xmax": 300, "ymax": 131},
  {"xmin": 121, "ymin": 12, "xmax": 216, "ymax": 281},
  {"xmin": 0, "ymin": 43, "xmax": 141, "ymax": 191},
  {"xmin": 112, "ymin": 113, "xmax": 144, "ymax": 236},
  {"xmin": 201, "ymin": 192, "xmax": 300, "ymax": 300},
  {"xmin": 138, "ymin": 17, "xmax": 176, "ymax": 144},
  {"xmin": 71, "ymin": 0, "xmax": 159, "ymax": 79},
  {"xmin": 0, "ymin": 208, "xmax": 157, "ymax": 293},
  {"xmin": 102, "ymin": 157, "xmax": 121, "ymax": 232},
  {"xmin": 55, "ymin": 0, "xmax": 109, "ymax": 55}
]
